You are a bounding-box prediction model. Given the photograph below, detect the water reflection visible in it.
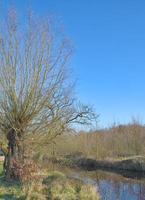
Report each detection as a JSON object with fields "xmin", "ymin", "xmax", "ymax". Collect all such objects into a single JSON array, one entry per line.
[
  {"xmin": 68, "ymin": 169, "xmax": 145, "ymax": 200},
  {"xmin": 82, "ymin": 170, "xmax": 145, "ymax": 200},
  {"xmin": 98, "ymin": 179, "xmax": 145, "ymax": 200},
  {"xmin": 48, "ymin": 163, "xmax": 145, "ymax": 200}
]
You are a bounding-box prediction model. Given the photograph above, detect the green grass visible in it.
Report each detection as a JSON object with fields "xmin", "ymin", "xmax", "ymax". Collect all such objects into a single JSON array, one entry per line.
[
  {"xmin": 0, "ymin": 163, "xmax": 23, "ymax": 200},
  {"xmin": 43, "ymin": 171, "xmax": 100, "ymax": 200},
  {"xmin": 0, "ymin": 164, "xmax": 100, "ymax": 200},
  {"xmin": 0, "ymin": 162, "xmax": 3, "ymax": 174}
]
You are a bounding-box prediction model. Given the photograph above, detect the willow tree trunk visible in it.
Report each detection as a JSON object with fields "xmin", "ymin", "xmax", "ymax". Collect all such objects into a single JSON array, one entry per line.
[{"xmin": 5, "ymin": 128, "xmax": 23, "ymax": 181}]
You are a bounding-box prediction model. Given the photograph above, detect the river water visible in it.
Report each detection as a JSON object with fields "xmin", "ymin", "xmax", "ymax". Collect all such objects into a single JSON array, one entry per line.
[{"xmin": 56, "ymin": 166, "xmax": 145, "ymax": 200}]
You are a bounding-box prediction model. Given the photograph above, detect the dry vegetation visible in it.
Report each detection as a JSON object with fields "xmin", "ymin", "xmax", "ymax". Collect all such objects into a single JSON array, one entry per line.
[
  {"xmin": 0, "ymin": 7, "xmax": 143, "ymax": 200},
  {"xmin": 0, "ymin": 163, "xmax": 100, "ymax": 200},
  {"xmin": 0, "ymin": 8, "xmax": 100, "ymax": 200},
  {"xmin": 0, "ymin": 8, "xmax": 96, "ymax": 181},
  {"xmin": 45, "ymin": 121, "xmax": 145, "ymax": 161}
]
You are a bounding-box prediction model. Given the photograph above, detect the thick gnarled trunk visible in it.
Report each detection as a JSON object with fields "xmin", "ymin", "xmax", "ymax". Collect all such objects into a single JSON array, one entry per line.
[{"xmin": 4, "ymin": 128, "xmax": 23, "ymax": 181}]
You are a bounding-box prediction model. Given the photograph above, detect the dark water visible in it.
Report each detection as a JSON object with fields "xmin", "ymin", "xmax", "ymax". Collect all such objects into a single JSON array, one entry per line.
[{"xmin": 60, "ymin": 167, "xmax": 145, "ymax": 200}]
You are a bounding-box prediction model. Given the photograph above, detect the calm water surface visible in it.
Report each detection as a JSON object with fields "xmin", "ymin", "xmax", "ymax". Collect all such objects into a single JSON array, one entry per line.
[{"xmin": 57, "ymin": 166, "xmax": 145, "ymax": 200}]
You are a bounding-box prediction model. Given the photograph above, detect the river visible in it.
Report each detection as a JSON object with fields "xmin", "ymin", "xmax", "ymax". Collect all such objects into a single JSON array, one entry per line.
[{"xmin": 53, "ymin": 165, "xmax": 145, "ymax": 200}]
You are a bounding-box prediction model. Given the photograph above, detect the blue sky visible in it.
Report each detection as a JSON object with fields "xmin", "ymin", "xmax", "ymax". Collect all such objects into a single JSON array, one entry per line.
[{"xmin": 1, "ymin": 0, "xmax": 145, "ymax": 127}]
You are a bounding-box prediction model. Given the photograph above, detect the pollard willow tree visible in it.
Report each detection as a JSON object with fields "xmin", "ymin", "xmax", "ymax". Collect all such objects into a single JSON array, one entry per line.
[{"xmin": 0, "ymin": 10, "xmax": 96, "ymax": 180}]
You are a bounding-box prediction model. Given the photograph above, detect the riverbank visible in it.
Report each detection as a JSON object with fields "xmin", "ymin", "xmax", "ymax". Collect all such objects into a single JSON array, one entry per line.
[
  {"xmin": 53, "ymin": 155, "xmax": 145, "ymax": 173},
  {"xmin": 0, "ymin": 163, "xmax": 100, "ymax": 200}
]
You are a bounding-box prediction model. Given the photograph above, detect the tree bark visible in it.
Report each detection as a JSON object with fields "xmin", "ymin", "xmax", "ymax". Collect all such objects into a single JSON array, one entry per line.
[
  {"xmin": 5, "ymin": 145, "xmax": 17, "ymax": 181},
  {"xmin": 5, "ymin": 128, "xmax": 19, "ymax": 181}
]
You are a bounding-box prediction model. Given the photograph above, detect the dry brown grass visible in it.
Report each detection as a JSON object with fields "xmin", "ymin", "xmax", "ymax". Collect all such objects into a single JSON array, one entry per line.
[{"xmin": 42, "ymin": 122, "xmax": 145, "ymax": 162}]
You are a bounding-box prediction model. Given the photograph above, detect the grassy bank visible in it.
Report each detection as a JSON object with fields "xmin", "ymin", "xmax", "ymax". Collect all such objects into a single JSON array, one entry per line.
[
  {"xmin": 0, "ymin": 163, "xmax": 100, "ymax": 200},
  {"xmin": 43, "ymin": 171, "xmax": 100, "ymax": 200},
  {"xmin": 52, "ymin": 155, "xmax": 145, "ymax": 173},
  {"xmin": 0, "ymin": 163, "xmax": 22, "ymax": 199},
  {"xmin": 77, "ymin": 156, "xmax": 145, "ymax": 172}
]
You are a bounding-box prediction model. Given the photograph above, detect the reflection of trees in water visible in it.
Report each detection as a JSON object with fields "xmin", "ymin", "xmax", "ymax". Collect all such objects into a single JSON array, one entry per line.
[
  {"xmin": 92, "ymin": 170, "xmax": 145, "ymax": 200},
  {"xmin": 139, "ymin": 183, "xmax": 145, "ymax": 200},
  {"xmin": 52, "ymin": 166, "xmax": 145, "ymax": 200},
  {"xmin": 118, "ymin": 182, "xmax": 145, "ymax": 200},
  {"xmin": 132, "ymin": 183, "xmax": 145, "ymax": 200},
  {"xmin": 112, "ymin": 181, "xmax": 122, "ymax": 199},
  {"xmin": 97, "ymin": 181, "xmax": 145, "ymax": 200},
  {"xmin": 98, "ymin": 171, "xmax": 145, "ymax": 199}
]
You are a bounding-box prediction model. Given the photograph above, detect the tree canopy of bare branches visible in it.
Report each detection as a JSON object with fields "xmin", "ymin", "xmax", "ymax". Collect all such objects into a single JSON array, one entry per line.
[
  {"xmin": 0, "ymin": 10, "xmax": 97, "ymax": 142},
  {"xmin": 0, "ymin": 9, "xmax": 97, "ymax": 180}
]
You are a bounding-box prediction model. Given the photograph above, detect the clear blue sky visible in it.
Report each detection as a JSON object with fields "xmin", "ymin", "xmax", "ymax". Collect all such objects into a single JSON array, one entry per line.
[{"xmin": 1, "ymin": 0, "xmax": 145, "ymax": 127}]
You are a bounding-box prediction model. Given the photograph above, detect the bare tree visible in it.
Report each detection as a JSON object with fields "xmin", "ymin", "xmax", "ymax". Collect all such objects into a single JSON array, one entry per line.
[{"xmin": 0, "ymin": 10, "xmax": 97, "ymax": 180}]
